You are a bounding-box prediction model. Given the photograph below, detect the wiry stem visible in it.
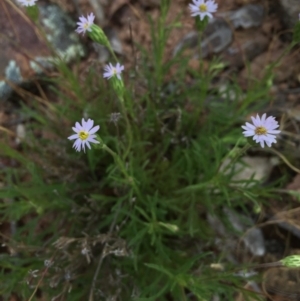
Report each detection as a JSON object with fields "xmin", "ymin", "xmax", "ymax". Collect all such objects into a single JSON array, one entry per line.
[{"xmin": 267, "ymin": 148, "xmax": 300, "ymax": 174}]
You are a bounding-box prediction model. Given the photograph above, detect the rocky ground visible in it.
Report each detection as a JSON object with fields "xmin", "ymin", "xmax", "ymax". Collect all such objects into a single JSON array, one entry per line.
[{"xmin": 1, "ymin": 0, "xmax": 300, "ymax": 300}]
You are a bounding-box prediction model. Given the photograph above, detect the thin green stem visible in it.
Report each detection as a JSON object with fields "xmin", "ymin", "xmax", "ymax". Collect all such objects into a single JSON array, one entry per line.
[
  {"xmin": 218, "ymin": 141, "xmax": 252, "ymax": 174},
  {"xmin": 119, "ymin": 95, "xmax": 133, "ymax": 160},
  {"xmin": 107, "ymin": 45, "xmax": 119, "ymax": 63},
  {"xmin": 102, "ymin": 144, "xmax": 139, "ymax": 196}
]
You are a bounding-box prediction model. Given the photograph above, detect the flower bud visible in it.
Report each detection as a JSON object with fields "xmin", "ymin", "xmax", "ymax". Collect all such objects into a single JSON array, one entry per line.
[
  {"xmin": 88, "ymin": 24, "xmax": 111, "ymax": 48},
  {"xmin": 280, "ymin": 255, "xmax": 300, "ymax": 268}
]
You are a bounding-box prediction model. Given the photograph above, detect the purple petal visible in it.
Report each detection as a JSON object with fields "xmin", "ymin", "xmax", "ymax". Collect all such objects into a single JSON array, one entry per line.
[
  {"xmin": 89, "ymin": 125, "xmax": 99, "ymax": 134},
  {"xmin": 75, "ymin": 122, "xmax": 82, "ymax": 130},
  {"xmin": 86, "ymin": 141, "xmax": 91, "ymax": 149},
  {"xmin": 85, "ymin": 119, "xmax": 94, "ymax": 131},
  {"xmin": 87, "ymin": 137, "xmax": 99, "ymax": 144},
  {"xmin": 68, "ymin": 134, "xmax": 78, "ymax": 140}
]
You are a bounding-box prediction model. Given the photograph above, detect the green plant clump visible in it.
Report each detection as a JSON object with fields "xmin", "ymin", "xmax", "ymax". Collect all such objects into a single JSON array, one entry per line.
[{"xmin": 0, "ymin": 1, "xmax": 293, "ymax": 300}]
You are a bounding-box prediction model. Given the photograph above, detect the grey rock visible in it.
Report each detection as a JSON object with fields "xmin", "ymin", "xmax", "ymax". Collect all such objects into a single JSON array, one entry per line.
[
  {"xmin": 223, "ymin": 4, "xmax": 265, "ymax": 29},
  {"xmin": 173, "ymin": 31, "xmax": 198, "ymax": 57},
  {"xmin": 277, "ymin": 0, "xmax": 300, "ymax": 28},
  {"xmin": 201, "ymin": 18, "xmax": 233, "ymax": 57},
  {"xmin": 0, "ymin": 61, "xmax": 23, "ymax": 100},
  {"xmin": 222, "ymin": 32, "xmax": 269, "ymax": 68},
  {"xmin": 0, "ymin": 4, "xmax": 84, "ymax": 101},
  {"xmin": 223, "ymin": 207, "xmax": 266, "ymax": 256},
  {"xmin": 208, "ymin": 209, "xmax": 265, "ymax": 258},
  {"xmin": 37, "ymin": 4, "xmax": 84, "ymax": 67},
  {"xmin": 175, "ymin": 4, "xmax": 264, "ymax": 59},
  {"xmin": 173, "ymin": 18, "xmax": 233, "ymax": 58}
]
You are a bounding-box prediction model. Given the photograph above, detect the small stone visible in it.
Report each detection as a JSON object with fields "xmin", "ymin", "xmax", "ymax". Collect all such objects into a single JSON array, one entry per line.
[{"xmin": 16, "ymin": 124, "xmax": 26, "ymax": 145}]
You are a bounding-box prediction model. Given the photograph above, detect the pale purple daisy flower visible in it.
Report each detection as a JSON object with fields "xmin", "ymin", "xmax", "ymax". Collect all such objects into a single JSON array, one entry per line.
[
  {"xmin": 103, "ymin": 63, "xmax": 124, "ymax": 80},
  {"xmin": 75, "ymin": 13, "xmax": 95, "ymax": 35},
  {"xmin": 68, "ymin": 118, "xmax": 100, "ymax": 152},
  {"xmin": 18, "ymin": 0, "xmax": 38, "ymax": 6},
  {"xmin": 189, "ymin": 0, "xmax": 218, "ymax": 20},
  {"xmin": 242, "ymin": 114, "xmax": 281, "ymax": 148}
]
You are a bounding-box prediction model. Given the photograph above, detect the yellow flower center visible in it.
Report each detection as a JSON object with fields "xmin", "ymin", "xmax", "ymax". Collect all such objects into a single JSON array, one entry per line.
[
  {"xmin": 112, "ymin": 68, "xmax": 117, "ymax": 74},
  {"xmin": 255, "ymin": 126, "xmax": 267, "ymax": 135},
  {"xmin": 79, "ymin": 131, "xmax": 89, "ymax": 140},
  {"xmin": 83, "ymin": 22, "xmax": 89, "ymax": 29},
  {"xmin": 199, "ymin": 4, "xmax": 207, "ymax": 12}
]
